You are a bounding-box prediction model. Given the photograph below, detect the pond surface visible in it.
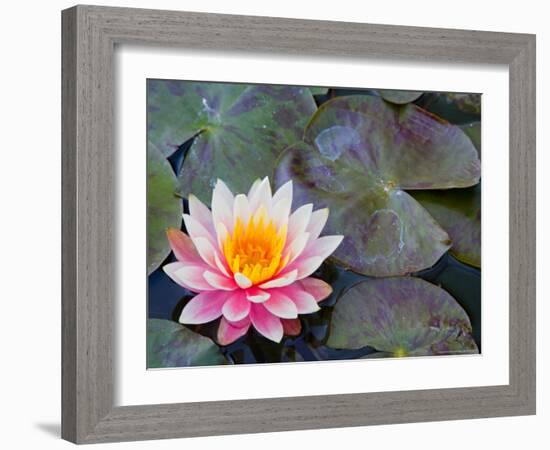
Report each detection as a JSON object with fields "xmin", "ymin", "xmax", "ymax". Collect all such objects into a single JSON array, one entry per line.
[{"xmin": 147, "ymin": 87, "xmax": 481, "ymax": 365}]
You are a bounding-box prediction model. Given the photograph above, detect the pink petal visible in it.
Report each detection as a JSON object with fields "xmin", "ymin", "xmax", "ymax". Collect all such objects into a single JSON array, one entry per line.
[
  {"xmin": 179, "ymin": 290, "xmax": 228, "ymax": 324},
  {"xmin": 183, "ymin": 213, "xmax": 217, "ymax": 247},
  {"xmin": 303, "ymin": 235, "xmax": 344, "ymax": 259},
  {"xmin": 286, "ymin": 235, "xmax": 344, "ymax": 279},
  {"xmin": 286, "ymin": 204, "xmax": 313, "ymax": 244},
  {"xmin": 284, "ymin": 232, "xmax": 310, "ymax": 263},
  {"xmin": 299, "ymin": 277, "xmax": 333, "ymax": 302},
  {"xmin": 192, "ymin": 236, "xmax": 221, "ymax": 268},
  {"xmin": 234, "ymin": 273, "xmax": 253, "ymax": 289},
  {"xmin": 188, "ymin": 194, "xmax": 215, "ymax": 237},
  {"xmin": 263, "ymin": 291, "xmax": 298, "ymax": 319},
  {"xmin": 249, "ymin": 303, "xmax": 283, "ymax": 343},
  {"xmin": 246, "ymin": 287, "xmax": 271, "ymax": 303},
  {"xmin": 281, "ymin": 318, "xmax": 302, "ymax": 336},
  {"xmin": 290, "ymin": 256, "xmax": 325, "ymax": 280},
  {"xmin": 233, "ymin": 193, "xmax": 251, "ymax": 225},
  {"xmin": 217, "ymin": 316, "xmax": 250, "ymax": 345},
  {"xmin": 163, "ymin": 262, "xmax": 215, "ymax": 292},
  {"xmin": 280, "ymin": 285, "xmax": 320, "ymax": 314},
  {"xmin": 306, "ymin": 208, "xmax": 329, "ymax": 243},
  {"xmin": 203, "ymin": 271, "xmax": 238, "ymax": 291},
  {"xmin": 214, "ymin": 251, "xmax": 231, "ymax": 277},
  {"xmin": 222, "ymin": 291, "xmax": 251, "ymax": 322},
  {"xmin": 166, "ymin": 228, "xmax": 201, "ymax": 264},
  {"xmin": 211, "ymin": 179, "xmax": 234, "ymax": 234},
  {"xmin": 259, "ymin": 269, "xmax": 298, "ymax": 289}
]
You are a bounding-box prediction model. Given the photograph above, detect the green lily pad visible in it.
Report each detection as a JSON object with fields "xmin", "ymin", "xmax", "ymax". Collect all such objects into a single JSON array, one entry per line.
[
  {"xmin": 147, "ymin": 319, "xmax": 228, "ymax": 368},
  {"xmin": 147, "ymin": 79, "xmax": 318, "ymax": 203},
  {"xmin": 309, "ymin": 87, "xmax": 329, "ymax": 96},
  {"xmin": 147, "ymin": 141, "xmax": 183, "ymax": 274},
  {"xmin": 421, "ymin": 92, "xmax": 481, "ymax": 124},
  {"xmin": 327, "ymin": 278, "xmax": 478, "ymax": 356},
  {"xmin": 411, "ymin": 184, "xmax": 481, "ymax": 268},
  {"xmin": 274, "ymin": 95, "xmax": 480, "ymax": 276},
  {"xmin": 378, "ymin": 90, "xmax": 423, "ymax": 104},
  {"xmin": 460, "ymin": 122, "xmax": 481, "ymax": 156}
]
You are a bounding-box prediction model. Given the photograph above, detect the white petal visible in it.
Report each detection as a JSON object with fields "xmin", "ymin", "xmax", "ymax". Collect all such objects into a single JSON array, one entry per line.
[
  {"xmin": 183, "ymin": 214, "xmax": 216, "ymax": 247},
  {"xmin": 247, "ymin": 178, "xmax": 262, "ymax": 198},
  {"xmin": 286, "ymin": 204, "xmax": 313, "ymax": 244},
  {"xmin": 271, "ymin": 196, "xmax": 292, "ymax": 231},
  {"xmin": 284, "ymin": 232, "xmax": 310, "ymax": 263},
  {"xmin": 272, "ymin": 180, "xmax": 293, "ymax": 206},
  {"xmin": 246, "ymin": 287, "xmax": 271, "ymax": 303},
  {"xmin": 212, "ymin": 179, "xmax": 234, "ymax": 234},
  {"xmin": 304, "ymin": 235, "xmax": 344, "ymax": 260},
  {"xmin": 214, "ymin": 251, "xmax": 231, "ymax": 277},
  {"xmin": 234, "ymin": 272, "xmax": 253, "ymax": 289},
  {"xmin": 215, "ymin": 221, "xmax": 229, "ymax": 250},
  {"xmin": 248, "ymin": 177, "xmax": 272, "ymax": 213},
  {"xmin": 188, "ymin": 194, "xmax": 215, "ymax": 237},
  {"xmin": 293, "ymin": 256, "xmax": 325, "ymax": 279},
  {"xmin": 203, "ymin": 271, "xmax": 237, "ymax": 291},
  {"xmin": 233, "ymin": 193, "xmax": 251, "ymax": 226},
  {"xmin": 259, "ymin": 269, "xmax": 298, "ymax": 289},
  {"xmin": 306, "ymin": 208, "xmax": 329, "ymax": 243},
  {"xmin": 192, "ymin": 236, "xmax": 219, "ymax": 268}
]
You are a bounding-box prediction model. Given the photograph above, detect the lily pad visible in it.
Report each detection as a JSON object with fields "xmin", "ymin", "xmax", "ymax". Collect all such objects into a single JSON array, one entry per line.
[
  {"xmin": 410, "ymin": 122, "xmax": 481, "ymax": 267},
  {"xmin": 421, "ymin": 92, "xmax": 481, "ymax": 124},
  {"xmin": 309, "ymin": 87, "xmax": 330, "ymax": 96},
  {"xmin": 147, "ymin": 141, "xmax": 183, "ymax": 274},
  {"xmin": 147, "ymin": 79, "xmax": 318, "ymax": 203},
  {"xmin": 411, "ymin": 184, "xmax": 481, "ymax": 268},
  {"xmin": 147, "ymin": 319, "xmax": 228, "ymax": 368},
  {"xmin": 274, "ymin": 95, "xmax": 480, "ymax": 276},
  {"xmin": 327, "ymin": 277, "xmax": 478, "ymax": 356},
  {"xmin": 378, "ymin": 90, "xmax": 423, "ymax": 104},
  {"xmin": 460, "ymin": 122, "xmax": 481, "ymax": 156}
]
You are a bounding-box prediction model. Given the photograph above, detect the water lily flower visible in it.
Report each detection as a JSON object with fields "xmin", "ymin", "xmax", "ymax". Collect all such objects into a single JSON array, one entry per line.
[{"xmin": 163, "ymin": 177, "xmax": 343, "ymax": 344}]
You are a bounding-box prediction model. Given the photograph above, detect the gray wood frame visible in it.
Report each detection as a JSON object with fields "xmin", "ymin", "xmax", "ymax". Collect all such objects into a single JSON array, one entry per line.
[{"xmin": 62, "ymin": 4, "xmax": 536, "ymax": 444}]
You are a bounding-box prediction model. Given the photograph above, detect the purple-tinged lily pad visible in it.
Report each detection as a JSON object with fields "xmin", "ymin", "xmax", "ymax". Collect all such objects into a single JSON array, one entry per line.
[
  {"xmin": 327, "ymin": 278, "xmax": 478, "ymax": 356},
  {"xmin": 411, "ymin": 184, "xmax": 481, "ymax": 268},
  {"xmin": 147, "ymin": 142, "xmax": 183, "ymax": 274},
  {"xmin": 275, "ymin": 95, "xmax": 480, "ymax": 276},
  {"xmin": 147, "ymin": 80, "xmax": 317, "ymax": 203},
  {"xmin": 378, "ymin": 90, "xmax": 423, "ymax": 104},
  {"xmin": 147, "ymin": 319, "xmax": 229, "ymax": 368},
  {"xmin": 410, "ymin": 122, "xmax": 481, "ymax": 267}
]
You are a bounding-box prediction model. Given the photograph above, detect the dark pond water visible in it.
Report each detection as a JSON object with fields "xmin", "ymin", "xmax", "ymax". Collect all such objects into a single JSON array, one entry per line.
[
  {"xmin": 148, "ymin": 87, "xmax": 481, "ymax": 365},
  {"xmin": 148, "ymin": 250, "xmax": 480, "ymax": 364}
]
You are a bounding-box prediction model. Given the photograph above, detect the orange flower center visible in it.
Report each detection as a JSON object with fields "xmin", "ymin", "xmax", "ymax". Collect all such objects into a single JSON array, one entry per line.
[{"xmin": 223, "ymin": 206, "xmax": 289, "ymax": 285}]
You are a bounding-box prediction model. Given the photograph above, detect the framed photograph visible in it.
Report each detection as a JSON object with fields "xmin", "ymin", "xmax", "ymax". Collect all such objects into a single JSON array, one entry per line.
[{"xmin": 62, "ymin": 5, "xmax": 536, "ymax": 444}]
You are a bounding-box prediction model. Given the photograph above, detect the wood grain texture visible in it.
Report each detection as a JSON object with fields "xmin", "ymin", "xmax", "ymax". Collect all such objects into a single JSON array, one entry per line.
[{"xmin": 61, "ymin": 4, "xmax": 536, "ymax": 444}]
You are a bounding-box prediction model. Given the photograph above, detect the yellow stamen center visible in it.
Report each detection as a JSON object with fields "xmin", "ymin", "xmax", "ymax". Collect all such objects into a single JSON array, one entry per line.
[{"xmin": 223, "ymin": 206, "xmax": 289, "ymax": 285}]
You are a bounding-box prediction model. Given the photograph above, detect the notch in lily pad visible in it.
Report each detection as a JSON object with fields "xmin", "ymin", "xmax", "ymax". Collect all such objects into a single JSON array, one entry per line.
[
  {"xmin": 147, "ymin": 141, "xmax": 183, "ymax": 274},
  {"xmin": 147, "ymin": 79, "xmax": 318, "ymax": 204},
  {"xmin": 274, "ymin": 95, "xmax": 481, "ymax": 277}
]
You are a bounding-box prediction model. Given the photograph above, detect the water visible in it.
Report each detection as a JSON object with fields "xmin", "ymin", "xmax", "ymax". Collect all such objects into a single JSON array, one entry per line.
[{"xmin": 148, "ymin": 87, "xmax": 481, "ymax": 365}]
